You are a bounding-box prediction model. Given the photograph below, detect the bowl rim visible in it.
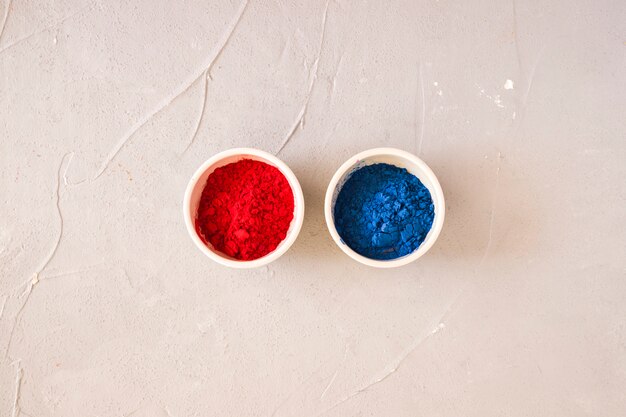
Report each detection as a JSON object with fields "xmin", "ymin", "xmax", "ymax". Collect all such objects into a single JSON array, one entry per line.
[
  {"xmin": 183, "ymin": 147, "xmax": 305, "ymax": 269},
  {"xmin": 324, "ymin": 147, "xmax": 445, "ymax": 268}
]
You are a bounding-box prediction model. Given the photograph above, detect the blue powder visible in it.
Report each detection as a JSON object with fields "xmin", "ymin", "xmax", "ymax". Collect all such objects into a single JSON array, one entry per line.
[{"xmin": 333, "ymin": 163, "xmax": 435, "ymax": 260}]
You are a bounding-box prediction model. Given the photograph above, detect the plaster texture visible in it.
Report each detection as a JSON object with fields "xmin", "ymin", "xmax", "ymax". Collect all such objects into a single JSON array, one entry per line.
[{"xmin": 1, "ymin": 0, "xmax": 625, "ymax": 416}]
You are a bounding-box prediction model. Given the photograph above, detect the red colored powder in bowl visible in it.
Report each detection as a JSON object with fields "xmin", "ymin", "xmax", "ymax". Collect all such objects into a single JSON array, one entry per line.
[{"xmin": 195, "ymin": 159, "xmax": 295, "ymax": 261}]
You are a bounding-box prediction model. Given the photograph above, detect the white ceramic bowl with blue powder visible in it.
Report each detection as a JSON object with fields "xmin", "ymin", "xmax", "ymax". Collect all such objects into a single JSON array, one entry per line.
[{"xmin": 325, "ymin": 148, "xmax": 445, "ymax": 268}]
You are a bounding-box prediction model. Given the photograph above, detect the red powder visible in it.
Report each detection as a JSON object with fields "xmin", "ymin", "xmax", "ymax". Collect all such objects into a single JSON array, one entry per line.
[{"xmin": 195, "ymin": 159, "xmax": 295, "ymax": 260}]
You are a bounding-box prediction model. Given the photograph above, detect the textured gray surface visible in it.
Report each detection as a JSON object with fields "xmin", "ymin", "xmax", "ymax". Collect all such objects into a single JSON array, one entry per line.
[{"xmin": 1, "ymin": 0, "xmax": 625, "ymax": 416}]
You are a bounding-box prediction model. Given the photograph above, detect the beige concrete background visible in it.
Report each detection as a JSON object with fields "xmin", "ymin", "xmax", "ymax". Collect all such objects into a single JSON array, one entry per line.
[{"xmin": 1, "ymin": 0, "xmax": 625, "ymax": 416}]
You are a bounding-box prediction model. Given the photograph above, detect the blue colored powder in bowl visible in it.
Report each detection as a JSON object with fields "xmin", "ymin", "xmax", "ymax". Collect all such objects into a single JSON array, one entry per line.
[{"xmin": 333, "ymin": 163, "xmax": 435, "ymax": 260}]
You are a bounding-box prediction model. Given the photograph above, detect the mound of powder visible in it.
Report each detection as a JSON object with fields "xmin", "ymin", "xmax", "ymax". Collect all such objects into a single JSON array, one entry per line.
[
  {"xmin": 196, "ymin": 159, "xmax": 294, "ymax": 260},
  {"xmin": 333, "ymin": 163, "xmax": 434, "ymax": 260}
]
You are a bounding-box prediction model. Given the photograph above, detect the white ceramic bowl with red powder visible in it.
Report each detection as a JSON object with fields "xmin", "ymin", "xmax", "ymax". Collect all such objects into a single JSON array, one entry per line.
[
  {"xmin": 325, "ymin": 148, "xmax": 445, "ymax": 268},
  {"xmin": 184, "ymin": 148, "xmax": 304, "ymax": 268}
]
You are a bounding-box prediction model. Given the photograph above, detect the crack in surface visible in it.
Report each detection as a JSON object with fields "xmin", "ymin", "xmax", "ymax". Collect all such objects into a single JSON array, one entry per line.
[
  {"xmin": 269, "ymin": 357, "xmax": 334, "ymax": 417},
  {"xmin": 0, "ymin": 2, "xmax": 94, "ymax": 55},
  {"xmin": 4, "ymin": 153, "xmax": 70, "ymax": 360},
  {"xmin": 62, "ymin": 152, "xmax": 74, "ymax": 185},
  {"xmin": 3, "ymin": 277, "xmax": 35, "ymax": 360},
  {"xmin": 510, "ymin": 0, "xmax": 545, "ymax": 125},
  {"xmin": 62, "ymin": 152, "xmax": 88, "ymax": 186},
  {"xmin": 37, "ymin": 153, "xmax": 70, "ymax": 274},
  {"xmin": 92, "ymin": 73, "xmax": 203, "ymax": 179},
  {"xmin": 517, "ymin": 45, "xmax": 545, "ymax": 122},
  {"xmin": 0, "ymin": 295, "xmax": 6, "ymax": 321},
  {"xmin": 121, "ymin": 268, "xmax": 137, "ymax": 290},
  {"xmin": 276, "ymin": 105, "xmax": 306, "ymax": 154},
  {"xmin": 182, "ymin": 69, "xmax": 210, "ymax": 154},
  {"xmin": 206, "ymin": 0, "xmax": 250, "ymax": 80},
  {"xmin": 479, "ymin": 151, "xmax": 503, "ymax": 267},
  {"xmin": 122, "ymin": 407, "xmax": 141, "ymax": 417},
  {"xmin": 329, "ymin": 54, "xmax": 343, "ymax": 99},
  {"xmin": 11, "ymin": 359, "xmax": 23, "ymax": 417},
  {"xmin": 435, "ymin": 286, "xmax": 470, "ymax": 327},
  {"xmin": 277, "ymin": 35, "xmax": 290, "ymax": 64},
  {"xmin": 0, "ymin": 0, "xmax": 13, "ymax": 47},
  {"xmin": 276, "ymin": 0, "xmax": 330, "ymax": 154},
  {"xmin": 42, "ymin": 262, "xmax": 106, "ymax": 280},
  {"xmin": 319, "ymin": 368, "xmax": 339, "ymax": 401},
  {"xmin": 92, "ymin": 0, "xmax": 250, "ymax": 179},
  {"xmin": 319, "ymin": 345, "xmax": 348, "ymax": 400},
  {"xmin": 316, "ymin": 294, "xmax": 465, "ymax": 416},
  {"xmin": 314, "ymin": 389, "xmax": 361, "ymax": 417}
]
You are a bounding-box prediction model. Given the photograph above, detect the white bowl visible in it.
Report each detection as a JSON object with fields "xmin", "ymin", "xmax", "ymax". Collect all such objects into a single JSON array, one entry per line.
[
  {"xmin": 325, "ymin": 148, "xmax": 445, "ymax": 268},
  {"xmin": 184, "ymin": 148, "xmax": 304, "ymax": 269}
]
